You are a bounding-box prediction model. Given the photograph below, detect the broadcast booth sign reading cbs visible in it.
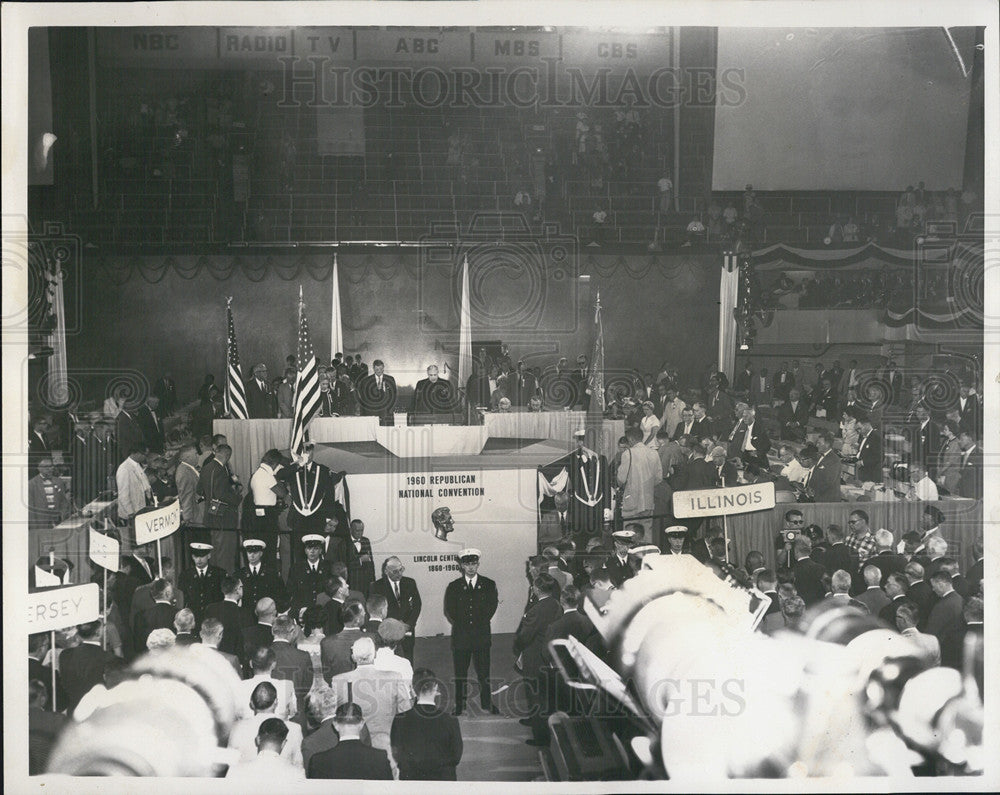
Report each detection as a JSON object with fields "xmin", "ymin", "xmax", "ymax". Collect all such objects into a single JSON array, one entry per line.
[{"xmin": 672, "ymin": 481, "xmax": 776, "ymax": 519}]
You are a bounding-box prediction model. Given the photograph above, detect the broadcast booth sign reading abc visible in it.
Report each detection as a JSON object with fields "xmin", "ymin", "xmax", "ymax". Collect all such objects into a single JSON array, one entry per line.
[
  {"xmin": 672, "ymin": 482, "xmax": 776, "ymax": 519},
  {"xmin": 134, "ymin": 500, "xmax": 181, "ymax": 545},
  {"xmin": 28, "ymin": 583, "xmax": 101, "ymax": 634}
]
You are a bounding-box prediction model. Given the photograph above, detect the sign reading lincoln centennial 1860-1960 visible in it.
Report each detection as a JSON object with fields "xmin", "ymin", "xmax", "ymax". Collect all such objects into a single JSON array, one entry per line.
[{"xmin": 672, "ymin": 482, "xmax": 776, "ymax": 519}]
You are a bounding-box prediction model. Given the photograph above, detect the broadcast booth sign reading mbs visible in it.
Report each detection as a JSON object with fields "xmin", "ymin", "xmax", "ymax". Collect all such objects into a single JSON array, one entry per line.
[
  {"xmin": 672, "ymin": 482, "xmax": 776, "ymax": 519},
  {"xmin": 134, "ymin": 501, "xmax": 181, "ymax": 545}
]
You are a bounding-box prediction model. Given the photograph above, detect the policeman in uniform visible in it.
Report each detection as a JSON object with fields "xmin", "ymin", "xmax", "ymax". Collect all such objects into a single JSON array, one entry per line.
[
  {"xmin": 601, "ymin": 529, "xmax": 636, "ymax": 588},
  {"xmin": 286, "ymin": 534, "xmax": 331, "ymax": 618},
  {"xmin": 238, "ymin": 538, "xmax": 288, "ymax": 620},
  {"xmin": 663, "ymin": 526, "xmax": 691, "ymax": 556},
  {"xmin": 177, "ymin": 541, "xmax": 226, "ymax": 622},
  {"xmin": 443, "ymin": 548, "xmax": 500, "ymax": 716}
]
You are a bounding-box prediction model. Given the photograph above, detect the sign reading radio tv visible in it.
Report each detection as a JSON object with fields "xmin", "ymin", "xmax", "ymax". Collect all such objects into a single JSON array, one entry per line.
[
  {"xmin": 672, "ymin": 482, "xmax": 776, "ymax": 519},
  {"xmin": 96, "ymin": 27, "xmax": 669, "ymax": 69},
  {"xmin": 134, "ymin": 500, "xmax": 182, "ymax": 545}
]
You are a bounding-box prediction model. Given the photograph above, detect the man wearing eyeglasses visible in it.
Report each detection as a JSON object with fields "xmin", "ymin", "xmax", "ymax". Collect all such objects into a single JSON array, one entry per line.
[
  {"xmin": 774, "ymin": 508, "xmax": 805, "ymax": 563},
  {"xmin": 369, "ymin": 556, "xmax": 422, "ymax": 663},
  {"xmin": 845, "ymin": 509, "xmax": 878, "ymax": 565}
]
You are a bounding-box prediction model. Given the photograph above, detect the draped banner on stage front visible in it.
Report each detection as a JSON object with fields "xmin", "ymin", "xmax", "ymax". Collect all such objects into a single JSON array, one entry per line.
[{"xmin": 348, "ymin": 467, "xmax": 537, "ymax": 637}]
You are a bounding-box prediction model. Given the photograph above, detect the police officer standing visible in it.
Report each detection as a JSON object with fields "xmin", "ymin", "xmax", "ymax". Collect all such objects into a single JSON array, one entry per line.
[
  {"xmin": 177, "ymin": 541, "xmax": 226, "ymax": 622},
  {"xmin": 286, "ymin": 534, "xmax": 331, "ymax": 618},
  {"xmin": 601, "ymin": 529, "xmax": 636, "ymax": 589},
  {"xmin": 443, "ymin": 549, "xmax": 499, "ymax": 716},
  {"xmin": 239, "ymin": 538, "xmax": 288, "ymax": 621}
]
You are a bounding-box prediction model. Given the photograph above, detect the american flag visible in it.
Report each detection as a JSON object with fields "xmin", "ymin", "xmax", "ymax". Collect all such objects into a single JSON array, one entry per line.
[
  {"xmin": 723, "ymin": 251, "xmax": 740, "ymax": 272},
  {"xmin": 224, "ymin": 298, "xmax": 249, "ymax": 419},
  {"xmin": 586, "ymin": 292, "xmax": 605, "ymax": 414},
  {"xmin": 289, "ymin": 288, "xmax": 320, "ymax": 456}
]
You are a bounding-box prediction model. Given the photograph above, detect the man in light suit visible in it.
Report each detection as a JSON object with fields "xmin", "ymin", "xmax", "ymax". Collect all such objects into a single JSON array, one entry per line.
[
  {"xmin": 616, "ymin": 426, "xmax": 663, "ymax": 541},
  {"xmin": 369, "ymin": 556, "xmax": 422, "ymax": 662},
  {"xmin": 245, "ymin": 363, "xmax": 276, "ymax": 419}
]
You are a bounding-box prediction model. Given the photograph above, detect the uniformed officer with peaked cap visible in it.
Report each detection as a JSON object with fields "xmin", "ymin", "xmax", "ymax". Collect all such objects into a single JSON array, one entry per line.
[{"xmin": 443, "ymin": 548, "xmax": 500, "ymax": 715}]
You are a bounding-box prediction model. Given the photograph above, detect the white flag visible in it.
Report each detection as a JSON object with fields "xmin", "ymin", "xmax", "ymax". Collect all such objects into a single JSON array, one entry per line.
[
  {"xmin": 89, "ymin": 528, "xmax": 121, "ymax": 572},
  {"xmin": 34, "ymin": 565, "xmax": 62, "ymax": 587}
]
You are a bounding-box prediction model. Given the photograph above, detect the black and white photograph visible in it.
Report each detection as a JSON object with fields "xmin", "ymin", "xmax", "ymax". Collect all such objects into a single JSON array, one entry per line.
[{"xmin": 3, "ymin": 1, "xmax": 997, "ymax": 791}]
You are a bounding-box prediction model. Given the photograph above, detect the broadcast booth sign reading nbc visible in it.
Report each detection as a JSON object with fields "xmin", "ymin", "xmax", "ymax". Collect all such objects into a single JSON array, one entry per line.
[
  {"xmin": 672, "ymin": 482, "xmax": 776, "ymax": 518},
  {"xmin": 134, "ymin": 500, "xmax": 181, "ymax": 545}
]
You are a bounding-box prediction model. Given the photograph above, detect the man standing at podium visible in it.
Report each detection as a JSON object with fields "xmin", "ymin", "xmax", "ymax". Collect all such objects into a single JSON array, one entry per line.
[
  {"xmin": 357, "ymin": 359, "xmax": 397, "ymax": 423},
  {"xmin": 411, "ymin": 365, "xmax": 456, "ymax": 420}
]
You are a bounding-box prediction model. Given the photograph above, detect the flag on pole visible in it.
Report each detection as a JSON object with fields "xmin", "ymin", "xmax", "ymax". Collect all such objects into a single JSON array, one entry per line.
[
  {"xmin": 89, "ymin": 527, "xmax": 120, "ymax": 572},
  {"xmin": 722, "ymin": 251, "xmax": 740, "ymax": 272},
  {"xmin": 457, "ymin": 256, "xmax": 473, "ymax": 391},
  {"xmin": 586, "ymin": 292, "xmax": 605, "ymax": 414},
  {"xmin": 44, "ymin": 254, "xmax": 69, "ymax": 406},
  {"xmin": 290, "ymin": 286, "xmax": 321, "ymax": 456},
  {"xmin": 224, "ymin": 297, "xmax": 249, "ymax": 419},
  {"xmin": 330, "ymin": 253, "xmax": 344, "ymax": 361}
]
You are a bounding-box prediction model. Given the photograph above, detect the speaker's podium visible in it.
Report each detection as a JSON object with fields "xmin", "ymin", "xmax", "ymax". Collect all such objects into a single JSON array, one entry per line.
[{"xmin": 407, "ymin": 412, "xmax": 464, "ymax": 426}]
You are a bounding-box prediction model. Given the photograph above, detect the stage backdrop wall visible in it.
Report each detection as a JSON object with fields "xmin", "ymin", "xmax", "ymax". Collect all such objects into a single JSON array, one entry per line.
[
  {"xmin": 348, "ymin": 467, "xmax": 538, "ymax": 637},
  {"xmin": 66, "ymin": 251, "xmax": 720, "ymax": 405}
]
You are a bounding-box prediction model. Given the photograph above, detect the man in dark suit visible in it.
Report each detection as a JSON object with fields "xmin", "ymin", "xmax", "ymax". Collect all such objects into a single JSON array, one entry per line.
[
  {"xmin": 822, "ymin": 524, "xmax": 858, "ymax": 576},
  {"xmin": 197, "ymin": 443, "xmax": 242, "ymax": 573},
  {"xmin": 878, "ymin": 573, "xmax": 911, "ymax": 627},
  {"xmin": 869, "ymin": 529, "xmax": 907, "ymax": 585},
  {"xmin": 127, "ymin": 556, "xmax": 184, "ymax": 631},
  {"xmin": 926, "ymin": 570, "xmax": 966, "ymax": 669},
  {"xmin": 134, "ymin": 395, "xmax": 165, "ymax": 454},
  {"xmin": 601, "ymin": 529, "xmax": 636, "ymax": 588},
  {"xmin": 369, "ymin": 556, "xmax": 422, "ymax": 662},
  {"xmin": 245, "ymin": 363, "xmax": 276, "ymax": 419},
  {"xmin": 910, "ymin": 405, "xmax": 941, "ymax": 478},
  {"xmin": 777, "ymin": 387, "xmax": 810, "ymax": 441},
  {"xmin": 684, "ymin": 446, "xmax": 738, "ymax": 491},
  {"xmin": 321, "ymin": 600, "xmax": 373, "ymax": 683},
  {"xmin": 239, "ymin": 539, "xmax": 288, "ymax": 621},
  {"xmin": 29, "ymin": 677, "xmax": 70, "ymax": 774},
  {"xmin": 903, "ymin": 561, "xmax": 935, "ymax": 629},
  {"xmin": 853, "ymin": 416, "xmax": 883, "ymax": 483},
  {"xmin": 335, "ymin": 519, "xmax": 377, "ymax": 595},
  {"xmin": 391, "ymin": 668, "xmax": 464, "ymax": 780},
  {"xmin": 287, "ymin": 535, "xmax": 333, "ymax": 617},
  {"xmin": 956, "ymin": 431, "xmax": 982, "ymax": 500},
  {"xmin": 514, "ymin": 573, "xmax": 563, "ymax": 746},
  {"xmin": 177, "ymin": 541, "xmax": 227, "ymax": 622},
  {"xmin": 132, "ymin": 578, "xmax": 178, "ymax": 655},
  {"xmin": 689, "ymin": 402, "xmax": 713, "ymax": 441},
  {"xmin": 806, "ymin": 432, "xmax": 842, "ymax": 503},
  {"xmin": 854, "ymin": 565, "xmax": 891, "ymax": 616},
  {"xmin": 114, "ymin": 405, "xmax": 144, "ymax": 464},
  {"xmin": 411, "ymin": 365, "xmax": 457, "ymax": 418},
  {"xmin": 444, "ymin": 549, "xmax": 500, "ymax": 715},
  {"xmin": 956, "ymin": 383, "xmax": 981, "ymax": 438},
  {"xmin": 59, "ymin": 620, "xmax": 116, "ymax": 713},
  {"xmin": 569, "ymin": 354, "xmax": 589, "ymax": 410},
  {"xmin": 791, "ymin": 536, "xmax": 826, "ymax": 606},
  {"xmin": 152, "ymin": 372, "xmax": 177, "ymax": 416},
  {"xmin": 966, "ymin": 538, "xmax": 984, "ymax": 597},
  {"xmin": 172, "ymin": 608, "xmax": 199, "ymax": 645},
  {"xmin": 509, "ymin": 361, "xmax": 539, "ymax": 407},
  {"xmin": 734, "ymin": 407, "xmax": 770, "ymax": 472},
  {"xmin": 706, "ymin": 375, "xmax": 735, "ymax": 435},
  {"xmin": 29, "ymin": 633, "xmax": 65, "ymax": 711},
  {"xmin": 269, "ymin": 615, "xmax": 314, "ymax": 724},
  {"xmin": 356, "ymin": 359, "xmax": 397, "ymax": 422},
  {"xmin": 242, "ymin": 598, "xmax": 277, "ymax": 665},
  {"xmin": 308, "ymin": 703, "xmax": 392, "ymax": 780},
  {"xmin": 27, "ymin": 416, "xmax": 52, "ymax": 480},
  {"xmin": 672, "ymin": 407, "xmax": 698, "ymax": 441},
  {"xmin": 203, "ymin": 575, "xmax": 246, "ymax": 659}
]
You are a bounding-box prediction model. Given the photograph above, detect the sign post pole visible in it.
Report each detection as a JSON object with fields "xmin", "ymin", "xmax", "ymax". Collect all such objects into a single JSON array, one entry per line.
[
  {"xmin": 156, "ymin": 539, "xmax": 163, "ymax": 579},
  {"xmin": 102, "ymin": 568, "xmax": 108, "ymax": 650},
  {"xmin": 50, "ymin": 630, "xmax": 57, "ymax": 711}
]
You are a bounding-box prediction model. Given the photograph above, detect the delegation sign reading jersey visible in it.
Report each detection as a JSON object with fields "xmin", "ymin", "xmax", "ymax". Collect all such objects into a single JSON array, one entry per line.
[{"xmin": 349, "ymin": 467, "xmax": 537, "ymax": 637}]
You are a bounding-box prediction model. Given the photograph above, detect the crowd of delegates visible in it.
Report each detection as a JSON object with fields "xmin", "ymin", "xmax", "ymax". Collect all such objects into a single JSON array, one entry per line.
[{"xmin": 28, "ymin": 525, "xmax": 474, "ymax": 780}]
